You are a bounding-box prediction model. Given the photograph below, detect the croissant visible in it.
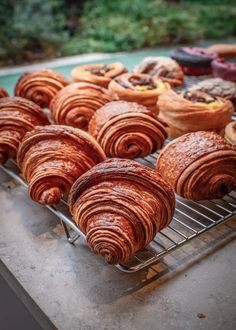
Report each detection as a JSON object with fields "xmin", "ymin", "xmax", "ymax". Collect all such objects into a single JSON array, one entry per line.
[
  {"xmin": 134, "ymin": 56, "xmax": 184, "ymax": 87},
  {"xmin": 88, "ymin": 101, "xmax": 167, "ymax": 158},
  {"xmin": 156, "ymin": 131, "xmax": 236, "ymax": 200},
  {"xmin": 157, "ymin": 90, "xmax": 234, "ymax": 138},
  {"xmin": 15, "ymin": 69, "xmax": 69, "ymax": 108},
  {"xmin": 0, "ymin": 87, "xmax": 8, "ymax": 98},
  {"xmin": 17, "ymin": 125, "xmax": 106, "ymax": 205},
  {"xmin": 0, "ymin": 97, "xmax": 49, "ymax": 164},
  {"xmin": 109, "ymin": 73, "xmax": 169, "ymax": 113},
  {"xmin": 71, "ymin": 62, "xmax": 127, "ymax": 88},
  {"xmin": 50, "ymin": 82, "xmax": 113, "ymax": 130},
  {"xmin": 225, "ymin": 121, "xmax": 236, "ymax": 146},
  {"xmin": 69, "ymin": 158, "xmax": 175, "ymax": 264}
]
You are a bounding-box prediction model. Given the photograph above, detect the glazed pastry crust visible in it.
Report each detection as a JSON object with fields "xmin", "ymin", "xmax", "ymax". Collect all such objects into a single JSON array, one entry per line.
[
  {"xmin": 225, "ymin": 121, "xmax": 236, "ymax": 146},
  {"xmin": 88, "ymin": 101, "xmax": 167, "ymax": 158},
  {"xmin": 207, "ymin": 44, "xmax": 236, "ymax": 57},
  {"xmin": 0, "ymin": 86, "xmax": 8, "ymax": 98},
  {"xmin": 69, "ymin": 158, "xmax": 175, "ymax": 264},
  {"xmin": 156, "ymin": 131, "xmax": 236, "ymax": 200}
]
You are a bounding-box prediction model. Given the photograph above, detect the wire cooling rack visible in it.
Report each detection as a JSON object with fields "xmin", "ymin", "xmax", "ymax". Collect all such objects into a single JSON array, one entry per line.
[{"xmin": 1, "ymin": 156, "xmax": 235, "ymax": 273}]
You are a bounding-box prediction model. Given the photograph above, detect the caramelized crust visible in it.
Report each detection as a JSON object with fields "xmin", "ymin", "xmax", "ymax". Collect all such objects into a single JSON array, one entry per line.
[
  {"xmin": 17, "ymin": 125, "xmax": 106, "ymax": 205},
  {"xmin": 89, "ymin": 101, "xmax": 167, "ymax": 158},
  {"xmin": 156, "ymin": 131, "xmax": 236, "ymax": 200},
  {"xmin": 69, "ymin": 158, "xmax": 175, "ymax": 264},
  {"xmin": 0, "ymin": 87, "xmax": 8, "ymax": 98},
  {"xmin": 50, "ymin": 82, "xmax": 113, "ymax": 130},
  {"xmin": 15, "ymin": 69, "xmax": 69, "ymax": 108},
  {"xmin": 225, "ymin": 121, "xmax": 236, "ymax": 146},
  {"xmin": 0, "ymin": 96, "xmax": 49, "ymax": 164}
]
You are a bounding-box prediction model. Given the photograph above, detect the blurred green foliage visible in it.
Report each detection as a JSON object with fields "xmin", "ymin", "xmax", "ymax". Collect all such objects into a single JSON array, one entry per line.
[{"xmin": 0, "ymin": 0, "xmax": 236, "ymax": 66}]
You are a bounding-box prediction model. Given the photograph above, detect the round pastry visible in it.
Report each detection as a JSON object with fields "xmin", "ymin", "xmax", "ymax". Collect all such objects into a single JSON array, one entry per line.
[
  {"xmin": 134, "ymin": 56, "xmax": 184, "ymax": 87},
  {"xmin": 225, "ymin": 121, "xmax": 236, "ymax": 146},
  {"xmin": 0, "ymin": 87, "xmax": 8, "ymax": 98},
  {"xmin": 171, "ymin": 47, "xmax": 217, "ymax": 75},
  {"xmin": 69, "ymin": 158, "xmax": 175, "ymax": 264},
  {"xmin": 71, "ymin": 62, "xmax": 127, "ymax": 88},
  {"xmin": 50, "ymin": 82, "xmax": 113, "ymax": 130},
  {"xmin": 156, "ymin": 131, "xmax": 236, "ymax": 200},
  {"xmin": 109, "ymin": 73, "xmax": 169, "ymax": 113},
  {"xmin": 188, "ymin": 78, "xmax": 236, "ymax": 106},
  {"xmin": 88, "ymin": 101, "xmax": 167, "ymax": 159},
  {"xmin": 212, "ymin": 58, "xmax": 236, "ymax": 82},
  {"xmin": 157, "ymin": 89, "xmax": 234, "ymax": 138},
  {"xmin": 0, "ymin": 97, "xmax": 49, "ymax": 164},
  {"xmin": 15, "ymin": 69, "xmax": 69, "ymax": 108},
  {"xmin": 17, "ymin": 125, "xmax": 106, "ymax": 205},
  {"xmin": 207, "ymin": 44, "xmax": 236, "ymax": 58}
]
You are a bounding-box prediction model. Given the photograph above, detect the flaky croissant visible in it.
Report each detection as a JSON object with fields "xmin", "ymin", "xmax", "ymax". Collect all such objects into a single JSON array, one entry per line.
[
  {"xmin": 50, "ymin": 82, "xmax": 113, "ymax": 130},
  {"xmin": 156, "ymin": 131, "xmax": 236, "ymax": 200},
  {"xmin": 0, "ymin": 97, "xmax": 49, "ymax": 164},
  {"xmin": 134, "ymin": 56, "xmax": 184, "ymax": 87},
  {"xmin": 89, "ymin": 101, "xmax": 167, "ymax": 158},
  {"xmin": 71, "ymin": 62, "xmax": 127, "ymax": 88},
  {"xmin": 69, "ymin": 158, "xmax": 175, "ymax": 264},
  {"xmin": 17, "ymin": 125, "xmax": 106, "ymax": 205},
  {"xmin": 15, "ymin": 69, "xmax": 69, "ymax": 108},
  {"xmin": 157, "ymin": 90, "xmax": 234, "ymax": 138},
  {"xmin": 0, "ymin": 87, "xmax": 8, "ymax": 98},
  {"xmin": 109, "ymin": 73, "xmax": 169, "ymax": 113}
]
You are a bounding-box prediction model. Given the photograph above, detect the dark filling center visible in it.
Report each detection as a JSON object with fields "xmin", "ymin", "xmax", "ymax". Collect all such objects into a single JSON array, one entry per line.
[
  {"xmin": 183, "ymin": 91, "xmax": 217, "ymax": 104},
  {"xmin": 87, "ymin": 65, "xmax": 111, "ymax": 76},
  {"xmin": 220, "ymin": 183, "xmax": 228, "ymax": 195},
  {"xmin": 129, "ymin": 76, "xmax": 156, "ymax": 89}
]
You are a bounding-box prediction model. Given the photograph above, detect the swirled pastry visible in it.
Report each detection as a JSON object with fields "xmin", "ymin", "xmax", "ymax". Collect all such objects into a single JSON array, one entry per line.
[
  {"xmin": 15, "ymin": 69, "xmax": 69, "ymax": 108},
  {"xmin": 0, "ymin": 87, "xmax": 8, "ymax": 98},
  {"xmin": 89, "ymin": 101, "xmax": 167, "ymax": 158},
  {"xmin": 69, "ymin": 158, "xmax": 175, "ymax": 264},
  {"xmin": 17, "ymin": 125, "xmax": 106, "ymax": 205},
  {"xmin": 109, "ymin": 73, "xmax": 169, "ymax": 113},
  {"xmin": 71, "ymin": 62, "xmax": 127, "ymax": 88},
  {"xmin": 0, "ymin": 97, "xmax": 49, "ymax": 164},
  {"xmin": 157, "ymin": 89, "xmax": 234, "ymax": 138},
  {"xmin": 225, "ymin": 121, "xmax": 236, "ymax": 146},
  {"xmin": 50, "ymin": 82, "xmax": 113, "ymax": 130},
  {"xmin": 134, "ymin": 56, "xmax": 184, "ymax": 87},
  {"xmin": 156, "ymin": 131, "xmax": 236, "ymax": 200}
]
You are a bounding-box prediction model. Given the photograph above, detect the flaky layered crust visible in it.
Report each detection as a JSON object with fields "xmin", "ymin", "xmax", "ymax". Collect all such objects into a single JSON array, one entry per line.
[
  {"xmin": 50, "ymin": 82, "xmax": 113, "ymax": 130},
  {"xmin": 15, "ymin": 69, "xmax": 69, "ymax": 108},
  {"xmin": 134, "ymin": 56, "xmax": 184, "ymax": 87},
  {"xmin": 0, "ymin": 97, "xmax": 49, "ymax": 164},
  {"xmin": 89, "ymin": 101, "xmax": 167, "ymax": 158},
  {"xmin": 157, "ymin": 90, "xmax": 234, "ymax": 138},
  {"xmin": 71, "ymin": 62, "xmax": 127, "ymax": 88},
  {"xmin": 225, "ymin": 121, "xmax": 236, "ymax": 146},
  {"xmin": 69, "ymin": 158, "xmax": 175, "ymax": 264},
  {"xmin": 109, "ymin": 73, "xmax": 169, "ymax": 113},
  {"xmin": 17, "ymin": 125, "xmax": 106, "ymax": 205},
  {"xmin": 156, "ymin": 131, "xmax": 236, "ymax": 200},
  {"xmin": 0, "ymin": 87, "xmax": 8, "ymax": 98}
]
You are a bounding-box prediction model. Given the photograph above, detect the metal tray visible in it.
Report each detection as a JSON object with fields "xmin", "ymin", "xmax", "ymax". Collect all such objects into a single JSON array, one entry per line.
[{"xmin": 1, "ymin": 156, "xmax": 235, "ymax": 273}]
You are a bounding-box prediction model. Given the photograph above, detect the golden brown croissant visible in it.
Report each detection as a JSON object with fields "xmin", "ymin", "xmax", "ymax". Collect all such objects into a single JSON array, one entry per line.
[
  {"xmin": 0, "ymin": 97, "xmax": 49, "ymax": 164},
  {"xmin": 17, "ymin": 125, "xmax": 106, "ymax": 205},
  {"xmin": 71, "ymin": 62, "xmax": 127, "ymax": 88},
  {"xmin": 157, "ymin": 89, "xmax": 234, "ymax": 138},
  {"xmin": 109, "ymin": 73, "xmax": 169, "ymax": 113},
  {"xmin": 225, "ymin": 121, "xmax": 236, "ymax": 146},
  {"xmin": 69, "ymin": 158, "xmax": 175, "ymax": 264},
  {"xmin": 15, "ymin": 69, "xmax": 69, "ymax": 108},
  {"xmin": 207, "ymin": 44, "xmax": 236, "ymax": 57},
  {"xmin": 50, "ymin": 82, "xmax": 113, "ymax": 130},
  {"xmin": 0, "ymin": 87, "xmax": 8, "ymax": 98},
  {"xmin": 134, "ymin": 56, "xmax": 184, "ymax": 87},
  {"xmin": 88, "ymin": 101, "xmax": 167, "ymax": 158},
  {"xmin": 156, "ymin": 131, "xmax": 236, "ymax": 200}
]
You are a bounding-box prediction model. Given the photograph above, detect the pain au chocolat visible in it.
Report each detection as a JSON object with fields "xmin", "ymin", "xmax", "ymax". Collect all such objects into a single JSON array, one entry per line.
[
  {"xmin": 156, "ymin": 131, "xmax": 236, "ymax": 200},
  {"xmin": 69, "ymin": 158, "xmax": 175, "ymax": 264},
  {"xmin": 89, "ymin": 101, "xmax": 167, "ymax": 158},
  {"xmin": 17, "ymin": 125, "xmax": 106, "ymax": 205}
]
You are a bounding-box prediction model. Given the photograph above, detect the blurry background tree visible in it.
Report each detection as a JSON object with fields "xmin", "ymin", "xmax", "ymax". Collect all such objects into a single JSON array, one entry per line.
[{"xmin": 0, "ymin": 0, "xmax": 236, "ymax": 66}]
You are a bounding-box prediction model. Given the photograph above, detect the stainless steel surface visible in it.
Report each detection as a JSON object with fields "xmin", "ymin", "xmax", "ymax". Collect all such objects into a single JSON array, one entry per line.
[{"xmin": 1, "ymin": 153, "xmax": 235, "ymax": 273}]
